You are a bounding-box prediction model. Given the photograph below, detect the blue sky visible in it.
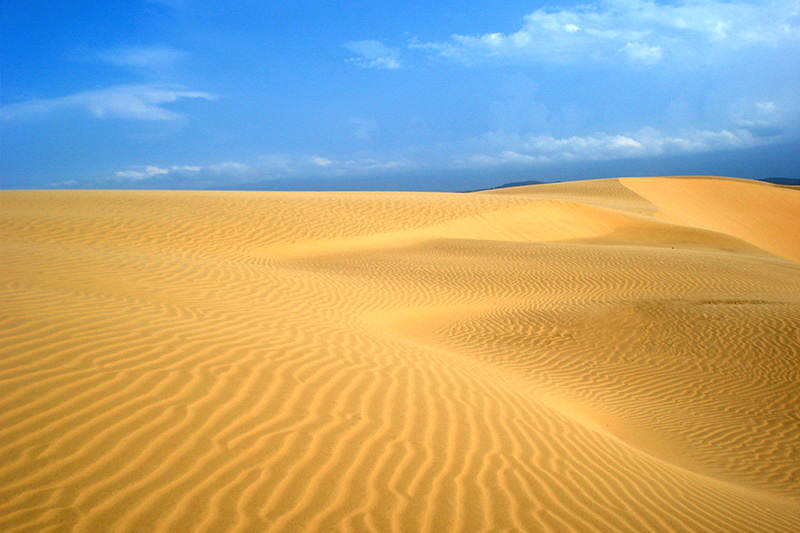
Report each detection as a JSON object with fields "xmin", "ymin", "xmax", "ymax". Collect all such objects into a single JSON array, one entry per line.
[{"xmin": 2, "ymin": 0, "xmax": 799, "ymax": 190}]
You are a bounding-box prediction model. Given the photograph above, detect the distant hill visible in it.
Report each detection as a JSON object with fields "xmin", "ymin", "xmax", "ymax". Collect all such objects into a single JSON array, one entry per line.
[
  {"xmin": 460, "ymin": 179, "xmax": 546, "ymax": 193},
  {"xmin": 469, "ymin": 176, "xmax": 800, "ymax": 193},
  {"xmin": 758, "ymin": 177, "xmax": 800, "ymax": 186}
]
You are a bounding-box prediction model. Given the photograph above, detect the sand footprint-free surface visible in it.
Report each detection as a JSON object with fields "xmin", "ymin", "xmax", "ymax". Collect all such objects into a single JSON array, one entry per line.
[{"xmin": 1, "ymin": 176, "xmax": 799, "ymax": 531}]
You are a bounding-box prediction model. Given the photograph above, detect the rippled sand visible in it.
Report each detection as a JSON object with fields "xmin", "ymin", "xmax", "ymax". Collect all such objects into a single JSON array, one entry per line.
[{"xmin": 2, "ymin": 176, "xmax": 799, "ymax": 531}]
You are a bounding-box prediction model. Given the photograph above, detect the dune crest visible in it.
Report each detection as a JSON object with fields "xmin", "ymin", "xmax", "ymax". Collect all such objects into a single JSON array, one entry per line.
[
  {"xmin": 620, "ymin": 176, "xmax": 800, "ymax": 262},
  {"xmin": 2, "ymin": 177, "xmax": 799, "ymax": 531}
]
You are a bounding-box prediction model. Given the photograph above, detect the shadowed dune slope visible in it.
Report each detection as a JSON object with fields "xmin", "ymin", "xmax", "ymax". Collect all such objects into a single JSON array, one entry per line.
[{"xmin": 1, "ymin": 176, "xmax": 799, "ymax": 532}]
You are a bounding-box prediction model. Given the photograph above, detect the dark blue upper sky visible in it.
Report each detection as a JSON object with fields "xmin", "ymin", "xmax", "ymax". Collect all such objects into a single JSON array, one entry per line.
[{"xmin": 2, "ymin": 0, "xmax": 799, "ymax": 190}]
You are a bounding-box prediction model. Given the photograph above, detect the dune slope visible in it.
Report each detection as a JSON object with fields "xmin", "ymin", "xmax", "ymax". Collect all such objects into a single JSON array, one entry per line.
[{"xmin": 1, "ymin": 177, "xmax": 799, "ymax": 531}]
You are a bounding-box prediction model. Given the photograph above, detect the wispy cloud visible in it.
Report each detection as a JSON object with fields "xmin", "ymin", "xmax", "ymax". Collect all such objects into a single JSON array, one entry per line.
[
  {"xmin": 111, "ymin": 154, "xmax": 408, "ymax": 185},
  {"xmin": 114, "ymin": 164, "xmax": 201, "ymax": 181},
  {"xmin": 0, "ymin": 84, "xmax": 217, "ymax": 121},
  {"xmin": 623, "ymin": 42, "xmax": 662, "ymax": 65},
  {"xmin": 351, "ymin": 117, "xmax": 378, "ymax": 141},
  {"xmin": 343, "ymin": 40, "xmax": 402, "ymax": 69},
  {"xmin": 46, "ymin": 179, "xmax": 79, "ymax": 188},
  {"xmin": 730, "ymin": 100, "xmax": 794, "ymax": 137},
  {"xmin": 113, "ymin": 162, "xmax": 249, "ymax": 182},
  {"xmin": 209, "ymin": 161, "xmax": 249, "ymax": 174},
  {"xmin": 413, "ymin": 0, "xmax": 799, "ymax": 66},
  {"xmin": 259, "ymin": 153, "xmax": 408, "ymax": 175},
  {"xmin": 97, "ymin": 45, "xmax": 187, "ymax": 69},
  {"xmin": 462, "ymin": 126, "xmax": 767, "ymax": 167}
]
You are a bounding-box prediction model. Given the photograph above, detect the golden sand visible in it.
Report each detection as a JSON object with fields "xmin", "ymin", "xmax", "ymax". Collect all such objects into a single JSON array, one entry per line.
[{"xmin": 1, "ymin": 176, "xmax": 799, "ymax": 531}]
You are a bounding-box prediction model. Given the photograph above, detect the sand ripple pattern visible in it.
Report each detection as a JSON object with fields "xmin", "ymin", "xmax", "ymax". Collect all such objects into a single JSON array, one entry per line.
[{"xmin": 1, "ymin": 177, "xmax": 799, "ymax": 531}]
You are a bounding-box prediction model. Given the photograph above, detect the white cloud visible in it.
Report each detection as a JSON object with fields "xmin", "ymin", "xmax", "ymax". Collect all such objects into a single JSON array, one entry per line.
[
  {"xmin": 255, "ymin": 153, "xmax": 409, "ymax": 177},
  {"xmin": 115, "ymin": 166, "xmax": 169, "ymax": 181},
  {"xmin": 756, "ymin": 101, "xmax": 776, "ymax": 113},
  {"xmin": 209, "ymin": 161, "xmax": 249, "ymax": 173},
  {"xmin": 468, "ymin": 151, "xmax": 552, "ymax": 166},
  {"xmin": 413, "ymin": 0, "xmax": 799, "ymax": 66},
  {"xmin": 111, "ymin": 154, "xmax": 407, "ymax": 184},
  {"xmin": 97, "ymin": 46, "xmax": 186, "ymax": 69},
  {"xmin": 464, "ymin": 126, "xmax": 765, "ymax": 167},
  {"xmin": 114, "ymin": 164, "xmax": 202, "ymax": 181},
  {"xmin": 0, "ymin": 84, "xmax": 216, "ymax": 121},
  {"xmin": 312, "ymin": 156, "xmax": 333, "ymax": 167},
  {"xmin": 623, "ymin": 42, "xmax": 662, "ymax": 64},
  {"xmin": 343, "ymin": 40, "xmax": 402, "ymax": 69},
  {"xmin": 317, "ymin": 157, "xmax": 406, "ymax": 174},
  {"xmin": 729, "ymin": 99, "xmax": 796, "ymax": 137}
]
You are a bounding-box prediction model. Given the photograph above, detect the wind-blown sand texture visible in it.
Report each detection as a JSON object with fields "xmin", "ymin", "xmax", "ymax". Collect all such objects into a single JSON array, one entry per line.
[{"xmin": 1, "ymin": 176, "xmax": 799, "ymax": 532}]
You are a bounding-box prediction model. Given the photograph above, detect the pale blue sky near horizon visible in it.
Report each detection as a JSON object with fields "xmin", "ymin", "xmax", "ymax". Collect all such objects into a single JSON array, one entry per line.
[{"xmin": 2, "ymin": 0, "xmax": 799, "ymax": 190}]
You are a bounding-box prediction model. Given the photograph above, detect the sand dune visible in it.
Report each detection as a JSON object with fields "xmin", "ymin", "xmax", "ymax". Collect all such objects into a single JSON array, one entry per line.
[{"xmin": 1, "ymin": 176, "xmax": 799, "ymax": 531}]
